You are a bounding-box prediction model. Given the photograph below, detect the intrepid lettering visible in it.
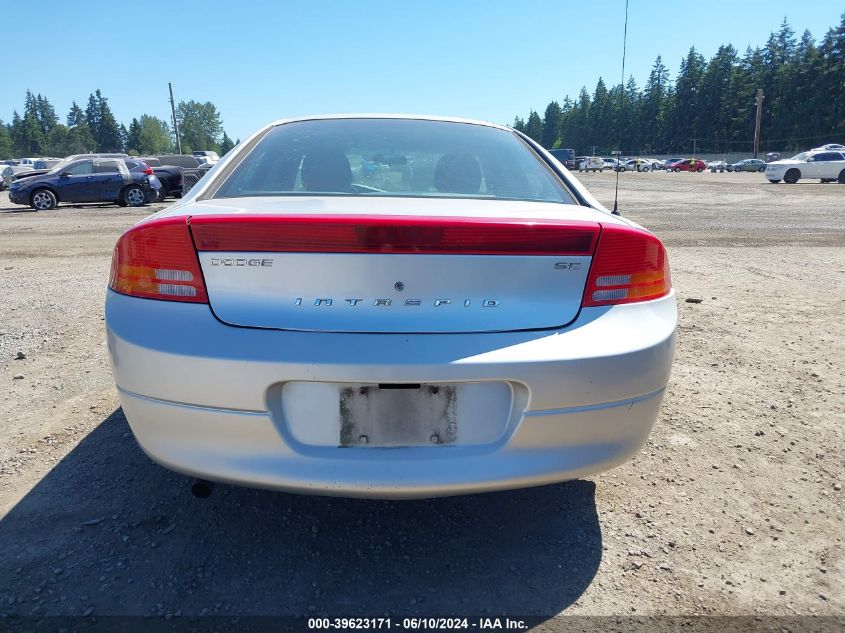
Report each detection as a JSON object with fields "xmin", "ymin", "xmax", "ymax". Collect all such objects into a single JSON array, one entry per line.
[{"xmin": 296, "ymin": 298, "xmax": 500, "ymax": 308}]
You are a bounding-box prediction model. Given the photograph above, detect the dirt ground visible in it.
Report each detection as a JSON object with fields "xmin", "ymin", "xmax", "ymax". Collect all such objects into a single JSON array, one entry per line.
[{"xmin": 0, "ymin": 171, "xmax": 843, "ymax": 627}]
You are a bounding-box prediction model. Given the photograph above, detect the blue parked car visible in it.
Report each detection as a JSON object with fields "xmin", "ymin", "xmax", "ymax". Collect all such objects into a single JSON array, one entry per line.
[{"xmin": 8, "ymin": 155, "xmax": 160, "ymax": 210}]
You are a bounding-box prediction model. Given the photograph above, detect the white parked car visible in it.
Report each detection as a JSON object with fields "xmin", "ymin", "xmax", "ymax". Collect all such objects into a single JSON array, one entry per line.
[
  {"xmin": 579, "ymin": 156, "xmax": 604, "ymax": 172},
  {"xmin": 765, "ymin": 150, "xmax": 845, "ymax": 184},
  {"xmin": 1, "ymin": 165, "xmax": 34, "ymax": 189},
  {"xmin": 192, "ymin": 150, "xmax": 220, "ymax": 165},
  {"xmin": 106, "ymin": 115, "xmax": 676, "ymax": 499},
  {"xmin": 618, "ymin": 158, "xmax": 654, "ymax": 172}
]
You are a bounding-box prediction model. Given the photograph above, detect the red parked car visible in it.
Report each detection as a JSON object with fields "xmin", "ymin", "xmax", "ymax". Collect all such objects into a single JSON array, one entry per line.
[{"xmin": 666, "ymin": 159, "xmax": 706, "ymax": 172}]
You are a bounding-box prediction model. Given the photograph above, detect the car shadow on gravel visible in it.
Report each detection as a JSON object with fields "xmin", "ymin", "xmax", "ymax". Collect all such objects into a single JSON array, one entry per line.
[{"xmin": 0, "ymin": 409, "xmax": 601, "ymax": 619}]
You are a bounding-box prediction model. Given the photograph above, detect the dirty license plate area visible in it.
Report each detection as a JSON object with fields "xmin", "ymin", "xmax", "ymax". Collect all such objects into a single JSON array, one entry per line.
[{"xmin": 339, "ymin": 384, "xmax": 456, "ymax": 447}]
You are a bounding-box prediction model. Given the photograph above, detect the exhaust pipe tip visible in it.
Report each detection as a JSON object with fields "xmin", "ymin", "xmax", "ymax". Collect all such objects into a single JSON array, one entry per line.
[{"xmin": 190, "ymin": 479, "xmax": 214, "ymax": 499}]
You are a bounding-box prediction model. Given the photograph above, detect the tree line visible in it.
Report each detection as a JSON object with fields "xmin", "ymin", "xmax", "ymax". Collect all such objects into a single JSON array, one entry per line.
[
  {"xmin": 0, "ymin": 89, "xmax": 238, "ymax": 159},
  {"xmin": 513, "ymin": 14, "xmax": 845, "ymax": 156}
]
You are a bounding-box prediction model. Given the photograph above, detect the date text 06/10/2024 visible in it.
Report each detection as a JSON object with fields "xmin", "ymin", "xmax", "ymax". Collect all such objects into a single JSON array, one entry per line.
[{"xmin": 307, "ymin": 617, "xmax": 528, "ymax": 630}]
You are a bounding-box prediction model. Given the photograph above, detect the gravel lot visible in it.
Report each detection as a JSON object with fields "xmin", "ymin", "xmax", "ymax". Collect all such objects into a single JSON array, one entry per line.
[{"xmin": 0, "ymin": 172, "xmax": 842, "ymax": 627}]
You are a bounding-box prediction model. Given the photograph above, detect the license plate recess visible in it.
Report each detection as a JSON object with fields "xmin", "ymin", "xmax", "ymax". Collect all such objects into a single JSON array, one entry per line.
[{"xmin": 339, "ymin": 384, "xmax": 457, "ymax": 447}]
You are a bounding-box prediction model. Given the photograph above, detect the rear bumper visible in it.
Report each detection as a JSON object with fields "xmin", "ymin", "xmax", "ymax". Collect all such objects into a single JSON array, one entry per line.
[{"xmin": 106, "ymin": 290, "xmax": 676, "ymax": 498}]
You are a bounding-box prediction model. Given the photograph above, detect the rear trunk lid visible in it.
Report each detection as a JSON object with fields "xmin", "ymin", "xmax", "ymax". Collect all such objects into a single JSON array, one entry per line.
[{"xmin": 185, "ymin": 197, "xmax": 605, "ymax": 333}]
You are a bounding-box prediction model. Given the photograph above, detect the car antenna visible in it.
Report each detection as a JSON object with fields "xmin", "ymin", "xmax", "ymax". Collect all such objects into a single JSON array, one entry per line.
[{"xmin": 612, "ymin": 0, "xmax": 630, "ymax": 217}]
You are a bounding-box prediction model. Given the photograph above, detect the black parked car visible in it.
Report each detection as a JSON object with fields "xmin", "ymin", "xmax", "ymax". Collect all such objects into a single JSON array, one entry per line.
[
  {"xmin": 130, "ymin": 159, "xmax": 183, "ymax": 201},
  {"xmin": 155, "ymin": 154, "xmax": 203, "ymax": 168},
  {"xmin": 8, "ymin": 157, "xmax": 160, "ymax": 210},
  {"xmin": 548, "ymin": 148, "xmax": 577, "ymax": 170}
]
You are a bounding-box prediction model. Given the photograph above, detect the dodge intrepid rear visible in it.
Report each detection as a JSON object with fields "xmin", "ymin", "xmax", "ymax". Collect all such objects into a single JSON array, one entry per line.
[{"xmin": 105, "ymin": 115, "xmax": 676, "ymax": 499}]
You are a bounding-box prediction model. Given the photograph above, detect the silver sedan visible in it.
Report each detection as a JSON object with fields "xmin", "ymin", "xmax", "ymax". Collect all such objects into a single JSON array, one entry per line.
[{"xmin": 106, "ymin": 115, "xmax": 676, "ymax": 499}]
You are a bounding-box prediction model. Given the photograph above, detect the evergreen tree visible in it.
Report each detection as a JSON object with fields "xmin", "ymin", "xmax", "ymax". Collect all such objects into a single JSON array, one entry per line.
[
  {"xmin": 126, "ymin": 118, "xmax": 142, "ymax": 154},
  {"xmin": 85, "ymin": 93, "xmax": 101, "ymax": 144},
  {"xmin": 0, "ymin": 121, "xmax": 13, "ymax": 159},
  {"xmin": 12, "ymin": 95, "xmax": 46, "ymax": 156},
  {"xmin": 97, "ymin": 92, "xmax": 122, "ymax": 152},
  {"xmin": 622, "ymin": 76, "xmax": 641, "ymax": 153},
  {"xmin": 698, "ymin": 45, "xmax": 739, "ymax": 152},
  {"xmin": 85, "ymin": 90, "xmax": 122, "ymax": 152},
  {"xmin": 524, "ymin": 110, "xmax": 543, "ymax": 143},
  {"xmin": 641, "ymin": 56, "xmax": 670, "ymax": 152},
  {"xmin": 44, "ymin": 124, "xmax": 70, "ymax": 156},
  {"xmin": 34, "ymin": 94, "xmax": 58, "ymax": 136},
  {"xmin": 818, "ymin": 12, "xmax": 845, "ymax": 139},
  {"xmin": 762, "ymin": 18, "xmax": 797, "ymax": 143},
  {"xmin": 590, "ymin": 78, "xmax": 611, "ymax": 152},
  {"xmin": 119, "ymin": 124, "xmax": 129, "ymax": 152},
  {"xmin": 219, "ymin": 131, "xmax": 235, "ymax": 155},
  {"xmin": 541, "ymin": 101, "xmax": 562, "ymax": 148},
  {"xmin": 66, "ymin": 102, "xmax": 95, "ymax": 153},
  {"xmin": 509, "ymin": 13, "xmax": 844, "ymax": 159},
  {"xmin": 791, "ymin": 30, "xmax": 823, "ymax": 144},
  {"xmin": 669, "ymin": 47, "xmax": 706, "ymax": 153}
]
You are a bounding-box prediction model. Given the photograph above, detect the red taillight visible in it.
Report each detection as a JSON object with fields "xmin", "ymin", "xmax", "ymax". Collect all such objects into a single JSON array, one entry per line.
[
  {"xmin": 189, "ymin": 215, "xmax": 600, "ymax": 255},
  {"xmin": 144, "ymin": 166, "xmax": 154, "ymax": 175},
  {"xmin": 109, "ymin": 217, "xmax": 207, "ymax": 303},
  {"xmin": 582, "ymin": 224, "xmax": 671, "ymax": 306}
]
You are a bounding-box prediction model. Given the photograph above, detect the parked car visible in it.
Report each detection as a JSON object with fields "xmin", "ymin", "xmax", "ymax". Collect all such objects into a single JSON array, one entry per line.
[
  {"xmin": 5, "ymin": 153, "xmax": 130, "ymax": 189},
  {"xmin": 34, "ymin": 158, "xmax": 62, "ymax": 170},
  {"xmin": 8, "ymin": 157, "xmax": 160, "ymax": 210},
  {"xmin": 7, "ymin": 168, "xmax": 49, "ymax": 183},
  {"xmin": 666, "ymin": 159, "xmax": 706, "ymax": 172},
  {"xmin": 129, "ymin": 159, "xmax": 183, "ymax": 201},
  {"xmin": 708, "ymin": 160, "xmax": 728, "ymax": 172},
  {"xmin": 729, "ymin": 158, "xmax": 766, "ymax": 173},
  {"xmin": 156, "ymin": 154, "xmax": 203, "ymax": 168},
  {"xmin": 548, "ymin": 148, "xmax": 577, "ymax": 170},
  {"xmin": 602, "ymin": 158, "xmax": 619, "ymax": 171},
  {"xmin": 1, "ymin": 165, "xmax": 34, "ymax": 190},
  {"xmin": 764, "ymin": 150, "xmax": 845, "ymax": 184},
  {"xmin": 105, "ymin": 114, "xmax": 676, "ymax": 499},
  {"xmin": 579, "ymin": 156, "xmax": 605, "ymax": 172},
  {"xmin": 618, "ymin": 158, "xmax": 653, "ymax": 172},
  {"xmin": 192, "ymin": 150, "xmax": 220, "ymax": 165}
]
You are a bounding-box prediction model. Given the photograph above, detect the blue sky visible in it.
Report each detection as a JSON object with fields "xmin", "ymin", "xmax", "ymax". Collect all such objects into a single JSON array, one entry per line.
[{"xmin": 4, "ymin": 1, "xmax": 843, "ymax": 141}]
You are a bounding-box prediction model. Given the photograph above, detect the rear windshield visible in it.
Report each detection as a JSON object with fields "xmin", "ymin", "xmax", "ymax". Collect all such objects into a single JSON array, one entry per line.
[{"xmin": 213, "ymin": 118, "xmax": 574, "ymax": 204}]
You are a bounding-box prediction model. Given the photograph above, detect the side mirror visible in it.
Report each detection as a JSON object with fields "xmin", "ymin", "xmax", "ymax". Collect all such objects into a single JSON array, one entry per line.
[
  {"xmin": 61, "ymin": 171, "xmax": 72, "ymax": 178},
  {"xmin": 807, "ymin": 157, "xmax": 814, "ymax": 162}
]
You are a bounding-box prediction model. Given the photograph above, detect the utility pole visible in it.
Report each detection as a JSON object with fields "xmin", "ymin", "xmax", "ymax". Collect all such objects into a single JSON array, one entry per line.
[
  {"xmin": 753, "ymin": 88, "xmax": 764, "ymax": 159},
  {"xmin": 169, "ymin": 82, "xmax": 182, "ymax": 155}
]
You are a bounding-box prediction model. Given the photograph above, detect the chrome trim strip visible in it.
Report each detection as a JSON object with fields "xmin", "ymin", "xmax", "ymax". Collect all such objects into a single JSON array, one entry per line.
[
  {"xmin": 117, "ymin": 387, "xmax": 267, "ymax": 415},
  {"xmin": 524, "ymin": 388, "xmax": 665, "ymax": 416}
]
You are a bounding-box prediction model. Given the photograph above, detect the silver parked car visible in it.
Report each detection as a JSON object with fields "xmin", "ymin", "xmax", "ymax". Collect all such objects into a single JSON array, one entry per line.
[
  {"xmin": 2, "ymin": 165, "xmax": 33, "ymax": 189},
  {"xmin": 106, "ymin": 115, "xmax": 677, "ymax": 499}
]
